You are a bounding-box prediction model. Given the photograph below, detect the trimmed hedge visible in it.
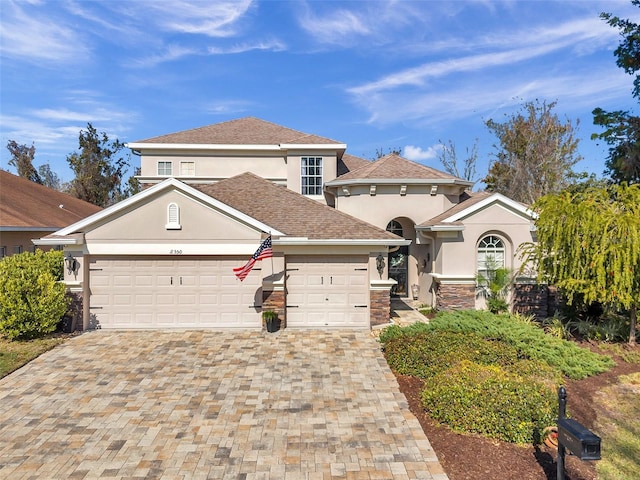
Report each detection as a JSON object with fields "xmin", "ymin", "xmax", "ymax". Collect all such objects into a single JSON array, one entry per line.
[
  {"xmin": 0, "ymin": 250, "xmax": 69, "ymax": 340},
  {"xmin": 427, "ymin": 310, "xmax": 614, "ymax": 379},
  {"xmin": 420, "ymin": 360, "xmax": 557, "ymax": 444}
]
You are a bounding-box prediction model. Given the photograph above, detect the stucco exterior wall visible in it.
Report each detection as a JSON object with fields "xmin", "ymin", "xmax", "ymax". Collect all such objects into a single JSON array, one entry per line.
[
  {"xmin": 84, "ymin": 190, "xmax": 260, "ymax": 243},
  {"xmin": 140, "ymin": 151, "xmax": 288, "ymax": 182},
  {"xmin": 0, "ymin": 231, "xmax": 57, "ymax": 256}
]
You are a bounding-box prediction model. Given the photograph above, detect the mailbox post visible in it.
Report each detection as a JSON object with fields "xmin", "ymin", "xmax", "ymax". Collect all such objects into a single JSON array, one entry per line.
[{"xmin": 556, "ymin": 387, "xmax": 601, "ymax": 480}]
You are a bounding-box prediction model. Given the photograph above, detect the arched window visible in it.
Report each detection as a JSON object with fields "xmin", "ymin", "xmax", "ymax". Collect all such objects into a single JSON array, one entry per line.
[
  {"xmin": 477, "ymin": 235, "xmax": 505, "ymax": 277},
  {"xmin": 165, "ymin": 203, "xmax": 181, "ymax": 230},
  {"xmin": 386, "ymin": 220, "xmax": 403, "ymax": 237}
]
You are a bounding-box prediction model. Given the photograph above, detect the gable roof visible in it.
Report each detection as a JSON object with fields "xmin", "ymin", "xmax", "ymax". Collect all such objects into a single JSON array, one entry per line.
[
  {"xmin": 326, "ymin": 153, "xmax": 473, "ymax": 186},
  {"xmin": 0, "ymin": 170, "xmax": 102, "ymax": 231},
  {"xmin": 46, "ymin": 174, "xmax": 404, "ymax": 246},
  {"xmin": 196, "ymin": 173, "xmax": 401, "ymax": 242},
  {"xmin": 418, "ymin": 191, "xmax": 534, "ymax": 231},
  {"xmin": 129, "ymin": 117, "xmax": 344, "ymax": 147},
  {"xmin": 338, "ymin": 153, "xmax": 371, "ymax": 176}
]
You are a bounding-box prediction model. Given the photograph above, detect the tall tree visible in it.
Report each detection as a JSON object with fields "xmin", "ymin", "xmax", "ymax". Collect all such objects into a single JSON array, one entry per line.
[
  {"xmin": 592, "ymin": 0, "xmax": 640, "ymax": 184},
  {"xmin": 484, "ymin": 99, "xmax": 582, "ymax": 204},
  {"xmin": 437, "ymin": 139, "xmax": 479, "ymax": 183},
  {"xmin": 37, "ymin": 164, "xmax": 62, "ymax": 191},
  {"xmin": 66, "ymin": 123, "xmax": 130, "ymax": 207},
  {"xmin": 6, "ymin": 140, "xmax": 40, "ymax": 183},
  {"xmin": 522, "ymin": 184, "xmax": 640, "ymax": 345}
]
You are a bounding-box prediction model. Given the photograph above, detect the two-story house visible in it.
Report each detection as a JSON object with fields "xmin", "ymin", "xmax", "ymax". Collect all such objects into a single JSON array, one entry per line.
[{"xmin": 43, "ymin": 117, "xmax": 539, "ymax": 331}]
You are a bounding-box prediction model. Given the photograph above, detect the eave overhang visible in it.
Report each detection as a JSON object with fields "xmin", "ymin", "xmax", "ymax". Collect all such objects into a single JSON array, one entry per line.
[
  {"xmin": 325, "ymin": 178, "xmax": 473, "ymax": 188},
  {"xmin": 126, "ymin": 142, "xmax": 347, "ymax": 153}
]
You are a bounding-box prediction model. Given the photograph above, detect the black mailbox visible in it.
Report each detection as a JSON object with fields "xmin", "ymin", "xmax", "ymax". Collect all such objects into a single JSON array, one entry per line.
[{"xmin": 557, "ymin": 418, "xmax": 601, "ymax": 460}]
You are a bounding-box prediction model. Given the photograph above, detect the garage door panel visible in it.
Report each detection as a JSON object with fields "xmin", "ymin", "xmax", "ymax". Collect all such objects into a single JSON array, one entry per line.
[
  {"xmin": 90, "ymin": 256, "xmax": 261, "ymax": 329},
  {"xmin": 286, "ymin": 255, "xmax": 369, "ymax": 328}
]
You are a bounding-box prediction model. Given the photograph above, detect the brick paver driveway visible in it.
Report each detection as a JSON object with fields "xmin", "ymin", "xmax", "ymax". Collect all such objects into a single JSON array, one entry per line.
[{"xmin": 0, "ymin": 331, "xmax": 447, "ymax": 479}]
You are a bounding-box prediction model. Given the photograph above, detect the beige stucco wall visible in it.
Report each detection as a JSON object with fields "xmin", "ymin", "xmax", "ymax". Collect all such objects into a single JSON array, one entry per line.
[
  {"xmin": 84, "ymin": 190, "xmax": 261, "ymax": 244},
  {"xmin": 331, "ymin": 184, "xmax": 461, "ymax": 229},
  {"xmin": 0, "ymin": 231, "xmax": 57, "ymax": 256},
  {"xmin": 140, "ymin": 150, "xmax": 288, "ymax": 182}
]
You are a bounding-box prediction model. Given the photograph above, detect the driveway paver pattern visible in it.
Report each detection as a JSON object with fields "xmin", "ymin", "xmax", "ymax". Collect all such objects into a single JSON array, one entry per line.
[{"xmin": 0, "ymin": 330, "xmax": 447, "ymax": 479}]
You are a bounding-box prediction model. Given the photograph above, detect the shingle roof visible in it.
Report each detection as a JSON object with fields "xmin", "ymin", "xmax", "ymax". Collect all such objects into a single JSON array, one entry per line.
[
  {"xmin": 134, "ymin": 117, "xmax": 344, "ymax": 146},
  {"xmin": 0, "ymin": 170, "xmax": 102, "ymax": 229},
  {"xmin": 196, "ymin": 173, "xmax": 399, "ymax": 240},
  {"xmin": 334, "ymin": 153, "xmax": 464, "ymax": 182},
  {"xmin": 420, "ymin": 191, "xmax": 493, "ymax": 226},
  {"xmin": 337, "ymin": 153, "xmax": 371, "ymax": 176}
]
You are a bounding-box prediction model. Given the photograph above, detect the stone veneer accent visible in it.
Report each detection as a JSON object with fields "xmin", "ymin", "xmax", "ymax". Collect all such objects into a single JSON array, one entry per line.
[
  {"xmin": 262, "ymin": 289, "xmax": 286, "ymax": 329},
  {"xmin": 64, "ymin": 290, "xmax": 84, "ymax": 332},
  {"xmin": 370, "ymin": 289, "xmax": 391, "ymax": 327},
  {"xmin": 435, "ymin": 283, "xmax": 475, "ymax": 310},
  {"xmin": 513, "ymin": 284, "xmax": 560, "ymax": 318}
]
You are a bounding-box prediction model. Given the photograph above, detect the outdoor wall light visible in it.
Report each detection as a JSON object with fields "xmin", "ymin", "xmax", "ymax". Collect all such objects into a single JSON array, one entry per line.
[
  {"xmin": 376, "ymin": 253, "xmax": 385, "ymax": 279},
  {"xmin": 65, "ymin": 254, "xmax": 79, "ymax": 276}
]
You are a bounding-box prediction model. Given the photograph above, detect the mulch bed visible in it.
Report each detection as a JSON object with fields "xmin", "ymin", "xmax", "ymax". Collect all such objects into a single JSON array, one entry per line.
[{"xmin": 395, "ymin": 342, "xmax": 640, "ymax": 480}]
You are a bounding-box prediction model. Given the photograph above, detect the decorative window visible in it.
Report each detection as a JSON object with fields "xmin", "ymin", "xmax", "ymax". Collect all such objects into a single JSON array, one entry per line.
[
  {"xmin": 386, "ymin": 220, "xmax": 403, "ymax": 237},
  {"xmin": 301, "ymin": 157, "xmax": 323, "ymax": 195},
  {"xmin": 157, "ymin": 161, "xmax": 172, "ymax": 176},
  {"xmin": 477, "ymin": 235, "xmax": 505, "ymax": 278},
  {"xmin": 165, "ymin": 203, "xmax": 181, "ymax": 230},
  {"xmin": 180, "ymin": 161, "xmax": 195, "ymax": 176}
]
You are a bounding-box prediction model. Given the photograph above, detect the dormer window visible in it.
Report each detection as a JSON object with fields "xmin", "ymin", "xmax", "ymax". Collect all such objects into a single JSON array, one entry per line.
[
  {"xmin": 158, "ymin": 161, "xmax": 172, "ymax": 176},
  {"xmin": 301, "ymin": 157, "xmax": 322, "ymax": 195},
  {"xmin": 166, "ymin": 203, "xmax": 181, "ymax": 230}
]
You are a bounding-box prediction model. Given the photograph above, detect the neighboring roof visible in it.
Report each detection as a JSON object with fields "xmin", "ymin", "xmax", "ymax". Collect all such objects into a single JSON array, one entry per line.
[
  {"xmin": 197, "ymin": 172, "xmax": 401, "ymax": 241},
  {"xmin": 337, "ymin": 153, "xmax": 371, "ymax": 176},
  {"xmin": 130, "ymin": 117, "xmax": 344, "ymax": 146},
  {"xmin": 326, "ymin": 153, "xmax": 473, "ymax": 186},
  {"xmin": 418, "ymin": 191, "xmax": 534, "ymax": 230},
  {"xmin": 0, "ymin": 170, "xmax": 102, "ymax": 230}
]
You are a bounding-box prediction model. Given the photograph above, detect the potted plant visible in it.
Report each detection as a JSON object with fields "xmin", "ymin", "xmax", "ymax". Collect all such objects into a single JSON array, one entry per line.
[{"xmin": 262, "ymin": 310, "xmax": 279, "ymax": 333}]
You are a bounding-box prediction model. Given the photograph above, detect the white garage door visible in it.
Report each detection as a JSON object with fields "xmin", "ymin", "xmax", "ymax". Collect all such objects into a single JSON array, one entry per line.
[
  {"xmin": 286, "ymin": 255, "xmax": 369, "ymax": 328},
  {"xmin": 89, "ymin": 256, "xmax": 262, "ymax": 329}
]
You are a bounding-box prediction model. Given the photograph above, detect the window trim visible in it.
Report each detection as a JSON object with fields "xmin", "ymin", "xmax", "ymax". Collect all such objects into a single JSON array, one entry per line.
[
  {"xmin": 179, "ymin": 161, "xmax": 195, "ymax": 176},
  {"xmin": 165, "ymin": 203, "xmax": 181, "ymax": 230},
  {"xmin": 301, "ymin": 156, "xmax": 323, "ymax": 195},
  {"xmin": 157, "ymin": 161, "xmax": 173, "ymax": 176},
  {"xmin": 477, "ymin": 234, "xmax": 506, "ymax": 278}
]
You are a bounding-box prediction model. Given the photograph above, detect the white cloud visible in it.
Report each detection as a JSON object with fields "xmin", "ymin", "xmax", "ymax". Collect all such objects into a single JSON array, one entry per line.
[
  {"xmin": 0, "ymin": 1, "xmax": 90, "ymax": 63},
  {"xmin": 145, "ymin": 0, "xmax": 254, "ymax": 37},
  {"xmin": 298, "ymin": 8, "xmax": 370, "ymax": 45},
  {"xmin": 403, "ymin": 145, "xmax": 442, "ymax": 162},
  {"xmin": 208, "ymin": 39, "xmax": 286, "ymax": 55}
]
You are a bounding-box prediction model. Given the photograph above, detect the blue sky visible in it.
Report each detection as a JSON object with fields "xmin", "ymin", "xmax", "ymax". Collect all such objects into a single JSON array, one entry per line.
[{"xmin": 1, "ymin": 0, "xmax": 638, "ymax": 186}]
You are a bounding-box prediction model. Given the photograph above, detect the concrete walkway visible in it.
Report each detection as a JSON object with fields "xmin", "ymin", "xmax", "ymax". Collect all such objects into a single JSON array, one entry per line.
[{"xmin": 0, "ymin": 331, "xmax": 447, "ymax": 479}]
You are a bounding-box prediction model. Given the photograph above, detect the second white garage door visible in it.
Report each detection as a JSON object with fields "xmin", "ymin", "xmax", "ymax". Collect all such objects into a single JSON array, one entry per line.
[
  {"xmin": 285, "ymin": 255, "xmax": 369, "ymax": 328},
  {"xmin": 89, "ymin": 256, "xmax": 262, "ymax": 329}
]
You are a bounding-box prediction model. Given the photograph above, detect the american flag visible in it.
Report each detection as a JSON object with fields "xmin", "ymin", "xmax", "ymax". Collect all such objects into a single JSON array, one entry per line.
[{"xmin": 233, "ymin": 236, "xmax": 273, "ymax": 281}]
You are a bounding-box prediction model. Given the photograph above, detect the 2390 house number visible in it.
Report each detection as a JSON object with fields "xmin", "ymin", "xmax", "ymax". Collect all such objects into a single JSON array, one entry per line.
[{"xmin": 169, "ymin": 249, "xmax": 183, "ymax": 255}]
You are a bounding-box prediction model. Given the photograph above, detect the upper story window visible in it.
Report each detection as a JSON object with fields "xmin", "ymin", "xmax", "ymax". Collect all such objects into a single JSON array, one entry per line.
[
  {"xmin": 0, "ymin": 246, "xmax": 6, "ymax": 258},
  {"xmin": 157, "ymin": 161, "xmax": 172, "ymax": 176},
  {"xmin": 301, "ymin": 157, "xmax": 322, "ymax": 195},
  {"xmin": 180, "ymin": 161, "xmax": 195, "ymax": 176},
  {"xmin": 477, "ymin": 235, "xmax": 505, "ymax": 278}
]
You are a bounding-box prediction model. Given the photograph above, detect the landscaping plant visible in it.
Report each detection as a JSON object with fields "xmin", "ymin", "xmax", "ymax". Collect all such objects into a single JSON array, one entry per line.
[{"xmin": 0, "ymin": 250, "xmax": 69, "ymax": 340}]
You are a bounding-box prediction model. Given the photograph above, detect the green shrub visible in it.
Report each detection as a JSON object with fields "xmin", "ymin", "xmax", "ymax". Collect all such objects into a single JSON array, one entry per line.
[
  {"xmin": 420, "ymin": 360, "xmax": 557, "ymax": 444},
  {"xmin": 378, "ymin": 321, "xmax": 432, "ymax": 343},
  {"xmin": 0, "ymin": 251, "xmax": 69, "ymax": 340},
  {"xmin": 429, "ymin": 310, "xmax": 614, "ymax": 379},
  {"xmin": 383, "ymin": 330, "xmax": 521, "ymax": 380}
]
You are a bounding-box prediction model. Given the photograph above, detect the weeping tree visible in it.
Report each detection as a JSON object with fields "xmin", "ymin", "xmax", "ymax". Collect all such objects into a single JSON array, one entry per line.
[{"xmin": 522, "ymin": 184, "xmax": 640, "ymax": 344}]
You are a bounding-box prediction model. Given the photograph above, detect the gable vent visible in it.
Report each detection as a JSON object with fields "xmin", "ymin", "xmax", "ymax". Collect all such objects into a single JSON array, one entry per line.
[{"xmin": 166, "ymin": 203, "xmax": 182, "ymax": 230}]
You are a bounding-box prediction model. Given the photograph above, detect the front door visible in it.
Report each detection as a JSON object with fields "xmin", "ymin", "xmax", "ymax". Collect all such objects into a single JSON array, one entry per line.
[{"xmin": 389, "ymin": 245, "xmax": 409, "ymax": 297}]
